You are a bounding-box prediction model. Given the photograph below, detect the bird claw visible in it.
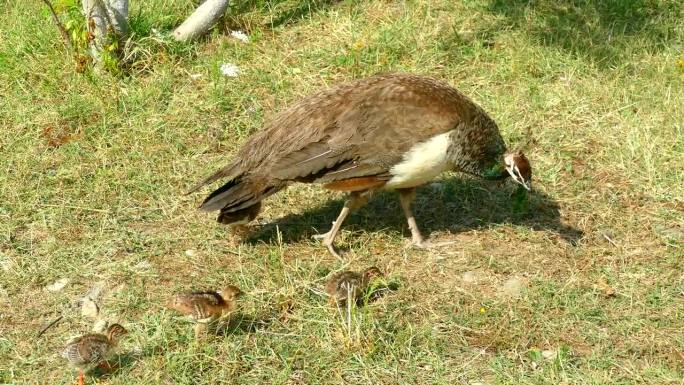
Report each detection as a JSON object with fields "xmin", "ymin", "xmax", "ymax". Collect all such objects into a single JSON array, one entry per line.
[
  {"xmin": 312, "ymin": 232, "xmax": 345, "ymax": 260},
  {"xmin": 325, "ymin": 243, "xmax": 345, "ymax": 261},
  {"xmin": 311, "ymin": 232, "xmax": 329, "ymax": 240},
  {"xmin": 412, "ymin": 239, "xmax": 456, "ymax": 250}
]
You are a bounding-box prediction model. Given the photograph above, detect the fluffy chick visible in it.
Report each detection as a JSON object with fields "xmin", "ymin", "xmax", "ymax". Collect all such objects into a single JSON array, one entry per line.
[
  {"xmin": 167, "ymin": 285, "xmax": 242, "ymax": 338},
  {"xmin": 62, "ymin": 323, "xmax": 128, "ymax": 385},
  {"xmin": 325, "ymin": 266, "xmax": 383, "ymax": 306}
]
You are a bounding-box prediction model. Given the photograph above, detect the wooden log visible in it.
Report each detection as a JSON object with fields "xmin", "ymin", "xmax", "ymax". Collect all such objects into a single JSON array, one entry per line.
[{"xmin": 173, "ymin": 0, "xmax": 230, "ymax": 42}]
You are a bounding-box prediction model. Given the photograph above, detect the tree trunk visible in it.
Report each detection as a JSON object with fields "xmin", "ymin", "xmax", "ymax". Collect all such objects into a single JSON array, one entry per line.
[
  {"xmin": 173, "ymin": 0, "xmax": 230, "ymax": 42},
  {"xmin": 82, "ymin": 0, "xmax": 129, "ymax": 62}
]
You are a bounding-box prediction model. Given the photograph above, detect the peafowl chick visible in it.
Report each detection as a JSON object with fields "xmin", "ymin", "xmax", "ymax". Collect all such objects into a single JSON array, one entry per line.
[
  {"xmin": 326, "ymin": 266, "xmax": 383, "ymax": 306},
  {"xmin": 167, "ymin": 285, "xmax": 243, "ymax": 338},
  {"xmin": 62, "ymin": 323, "xmax": 128, "ymax": 385}
]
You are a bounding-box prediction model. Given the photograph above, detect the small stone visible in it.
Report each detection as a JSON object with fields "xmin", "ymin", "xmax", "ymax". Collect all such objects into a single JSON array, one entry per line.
[
  {"xmin": 0, "ymin": 253, "xmax": 12, "ymax": 272},
  {"xmin": 657, "ymin": 226, "xmax": 684, "ymax": 241},
  {"xmin": 230, "ymin": 30, "xmax": 249, "ymax": 43},
  {"xmin": 220, "ymin": 63, "xmax": 241, "ymax": 78},
  {"xmin": 542, "ymin": 349, "xmax": 557, "ymax": 360},
  {"xmin": 45, "ymin": 278, "xmax": 69, "ymax": 292},
  {"xmin": 92, "ymin": 319, "xmax": 108, "ymax": 332},
  {"xmin": 131, "ymin": 345, "xmax": 143, "ymax": 356},
  {"xmin": 82, "ymin": 281, "xmax": 105, "ymax": 301},
  {"xmin": 134, "ymin": 260, "xmax": 152, "ymax": 270},
  {"xmin": 500, "ymin": 276, "xmax": 526, "ymax": 297},
  {"xmin": 185, "ymin": 249, "xmax": 197, "ymax": 257},
  {"xmin": 0, "ymin": 286, "xmax": 8, "ymax": 304},
  {"xmin": 462, "ymin": 271, "xmax": 479, "ymax": 283},
  {"xmin": 81, "ymin": 297, "xmax": 100, "ymax": 320}
]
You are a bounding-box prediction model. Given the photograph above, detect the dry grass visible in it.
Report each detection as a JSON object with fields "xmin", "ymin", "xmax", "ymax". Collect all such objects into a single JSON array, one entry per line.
[{"xmin": 1, "ymin": 0, "xmax": 683, "ymax": 384}]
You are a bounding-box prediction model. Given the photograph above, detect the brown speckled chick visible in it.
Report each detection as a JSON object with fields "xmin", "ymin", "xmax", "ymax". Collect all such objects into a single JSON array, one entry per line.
[
  {"xmin": 62, "ymin": 323, "xmax": 128, "ymax": 385},
  {"xmin": 326, "ymin": 266, "xmax": 383, "ymax": 306},
  {"xmin": 167, "ymin": 285, "xmax": 243, "ymax": 338}
]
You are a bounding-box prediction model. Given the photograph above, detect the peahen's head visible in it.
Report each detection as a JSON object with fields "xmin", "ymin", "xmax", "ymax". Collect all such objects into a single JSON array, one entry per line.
[
  {"xmin": 483, "ymin": 151, "xmax": 532, "ymax": 190},
  {"xmin": 504, "ymin": 152, "xmax": 532, "ymax": 190}
]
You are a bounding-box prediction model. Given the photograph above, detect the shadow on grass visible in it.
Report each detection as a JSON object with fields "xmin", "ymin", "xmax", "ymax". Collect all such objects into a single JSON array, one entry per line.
[
  {"xmin": 88, "ymin": 352, "xmax": 140, "ymax": 379},
  {"xmin": 360, "ymin": 280, "xmax": 399, "ymax": 307},
  {"xmin": 485, "ymin": 0, "xmax": 681, "ymax": 66},
  {"xmin": 214, "ymin": 312, "xmax": 273, "ymax": 335},
  {"xmin": 244, "ymin": 177, "xmax": 582, "ymax": 248},
  {"xmin": 225, "ymin": 0, "xmax": 342, "ymax": 30},
  {"xmin": 123, "ymin": 0, "xmax": 343, "ymax": 72}
]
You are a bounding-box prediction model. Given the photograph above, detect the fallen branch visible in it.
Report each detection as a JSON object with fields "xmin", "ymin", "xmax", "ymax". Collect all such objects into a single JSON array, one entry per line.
[
  {"xmin": 36, "ymin": 314, "xmax": 64, "ymax": 338},
  {"xmin": 173, "ymin": 0, "xmax": 230, "ymax": 42},
  {"xmin": 40, "ymin": 0, "xmax": 73, "ymax": 51}
]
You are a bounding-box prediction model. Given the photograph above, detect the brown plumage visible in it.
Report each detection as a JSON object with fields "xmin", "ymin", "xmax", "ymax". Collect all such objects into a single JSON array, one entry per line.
[
  {"xmin": 190, "ymin": 73, "xmax": 532, "ymax": 257},
  {"xmin": 167, "ymin": 285, "xmax": 243, "ymax": 338},
  {"xmin": 63, "ymin": 323, "xmax": 127, "ymax": 385},
  {"xmin": 325, "ymin": 266, "xmax": 383, "ymax": 306}
]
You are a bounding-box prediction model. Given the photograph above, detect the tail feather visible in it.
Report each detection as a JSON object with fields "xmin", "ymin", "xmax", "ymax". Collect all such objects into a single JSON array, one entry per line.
[
  {"xmin": 200, "ymin": 177, "xmax": 283, "ymax": 215},
  {"xmin": 199, "ymin": 177, "xmax": 246, "ymax": 212},
  {"xmin": 185, "ymin": 164, "xmax": 239, "ymax": 195},
  {"xmin": 218, "ymin": 202, "xmax": 262, "ymax": 225}
]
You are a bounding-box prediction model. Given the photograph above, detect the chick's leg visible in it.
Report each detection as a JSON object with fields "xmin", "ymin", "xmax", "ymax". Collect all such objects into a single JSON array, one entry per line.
[
  {"xmin": 194, "ymin": 322, "xmax": 209, "ymax": 340},
  {"xmin": 77, "ymin": 369, "xmax": 85, "ymax": 385}
]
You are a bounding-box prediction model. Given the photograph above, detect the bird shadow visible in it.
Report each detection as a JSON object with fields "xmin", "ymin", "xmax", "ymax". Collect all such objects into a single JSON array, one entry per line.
[
  {"xmin": 224, "ymin": 0, "xmax": 342, "ymax": 31},
  {"xmin": 214, "ymin": 312, "xmax": 273, "ymax": 336},
  {"xmin": 245, "ymin": 177, "xmax": 582, "ymax": 248},
  {"xmin": 87, "ymin": 352, "xmax": 139, "ymax": 378}
]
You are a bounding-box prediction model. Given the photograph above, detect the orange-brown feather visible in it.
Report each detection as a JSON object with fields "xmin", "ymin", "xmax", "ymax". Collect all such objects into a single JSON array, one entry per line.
[{"xmin": 323, "ymin": 177, "xmax": 386, "ymax": 192}]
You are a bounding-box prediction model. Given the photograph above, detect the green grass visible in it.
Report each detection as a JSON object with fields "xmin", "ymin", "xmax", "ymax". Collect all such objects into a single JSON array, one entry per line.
[{"xmin": 1, "ymin": 0, "xmax": 683, "ymax": 384}]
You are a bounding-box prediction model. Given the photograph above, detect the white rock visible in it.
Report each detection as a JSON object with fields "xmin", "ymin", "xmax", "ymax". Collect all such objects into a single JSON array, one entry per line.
[
  {"xmin": 92, "ymin": 319, "xmax": 108, "ymax": 332},
  {"xmin": 190, "ymin": 73, "xmax": 203, "ymax": 80},
  {"xmin": 542, "ymin": 349, "xmax": 557, "ymax": 360},
  {"xmin": 0, "ymin": 253, "xmax": 12, "ymax": 272},
  {"xmin": 134, "ymin": 260, "xmax": 152, "ymax": 270},
  {"xmin": 185, "ymin": 249, "xmax": 197, "ymax": 257},
  {"xmin": 500, "ymin": 276, "xmax": 526, "ymax": 297},
  {"xmin": 220, "ymin": 63, "xmax": 240, "ymax": 77},
  {"xmin": 462, "ymin": 271, "xmax": 479, "ymax": 283},
  {"xmin": 230, "ymin": 30, "xmax": 249, "ymax": 43},
  {"xmin": 45, "ymin": 278, "xmax": 70, "ymax": 292},
  {"xmin": 81, "ymin": 297, "xmax": 100, "ymax": 320},
  {"xmin": 0, "ymin": 286, "xmax": 8, "ymax": 304},
  {"xmin": 82, "ymin": 281, "xmax": 105, "ymax": 301}
]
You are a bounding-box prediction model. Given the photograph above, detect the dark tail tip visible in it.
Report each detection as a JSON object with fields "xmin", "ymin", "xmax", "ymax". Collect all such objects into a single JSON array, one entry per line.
[{"xmin": 217, "ymin": 202, "xmax": 262, "ymax": 225}]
